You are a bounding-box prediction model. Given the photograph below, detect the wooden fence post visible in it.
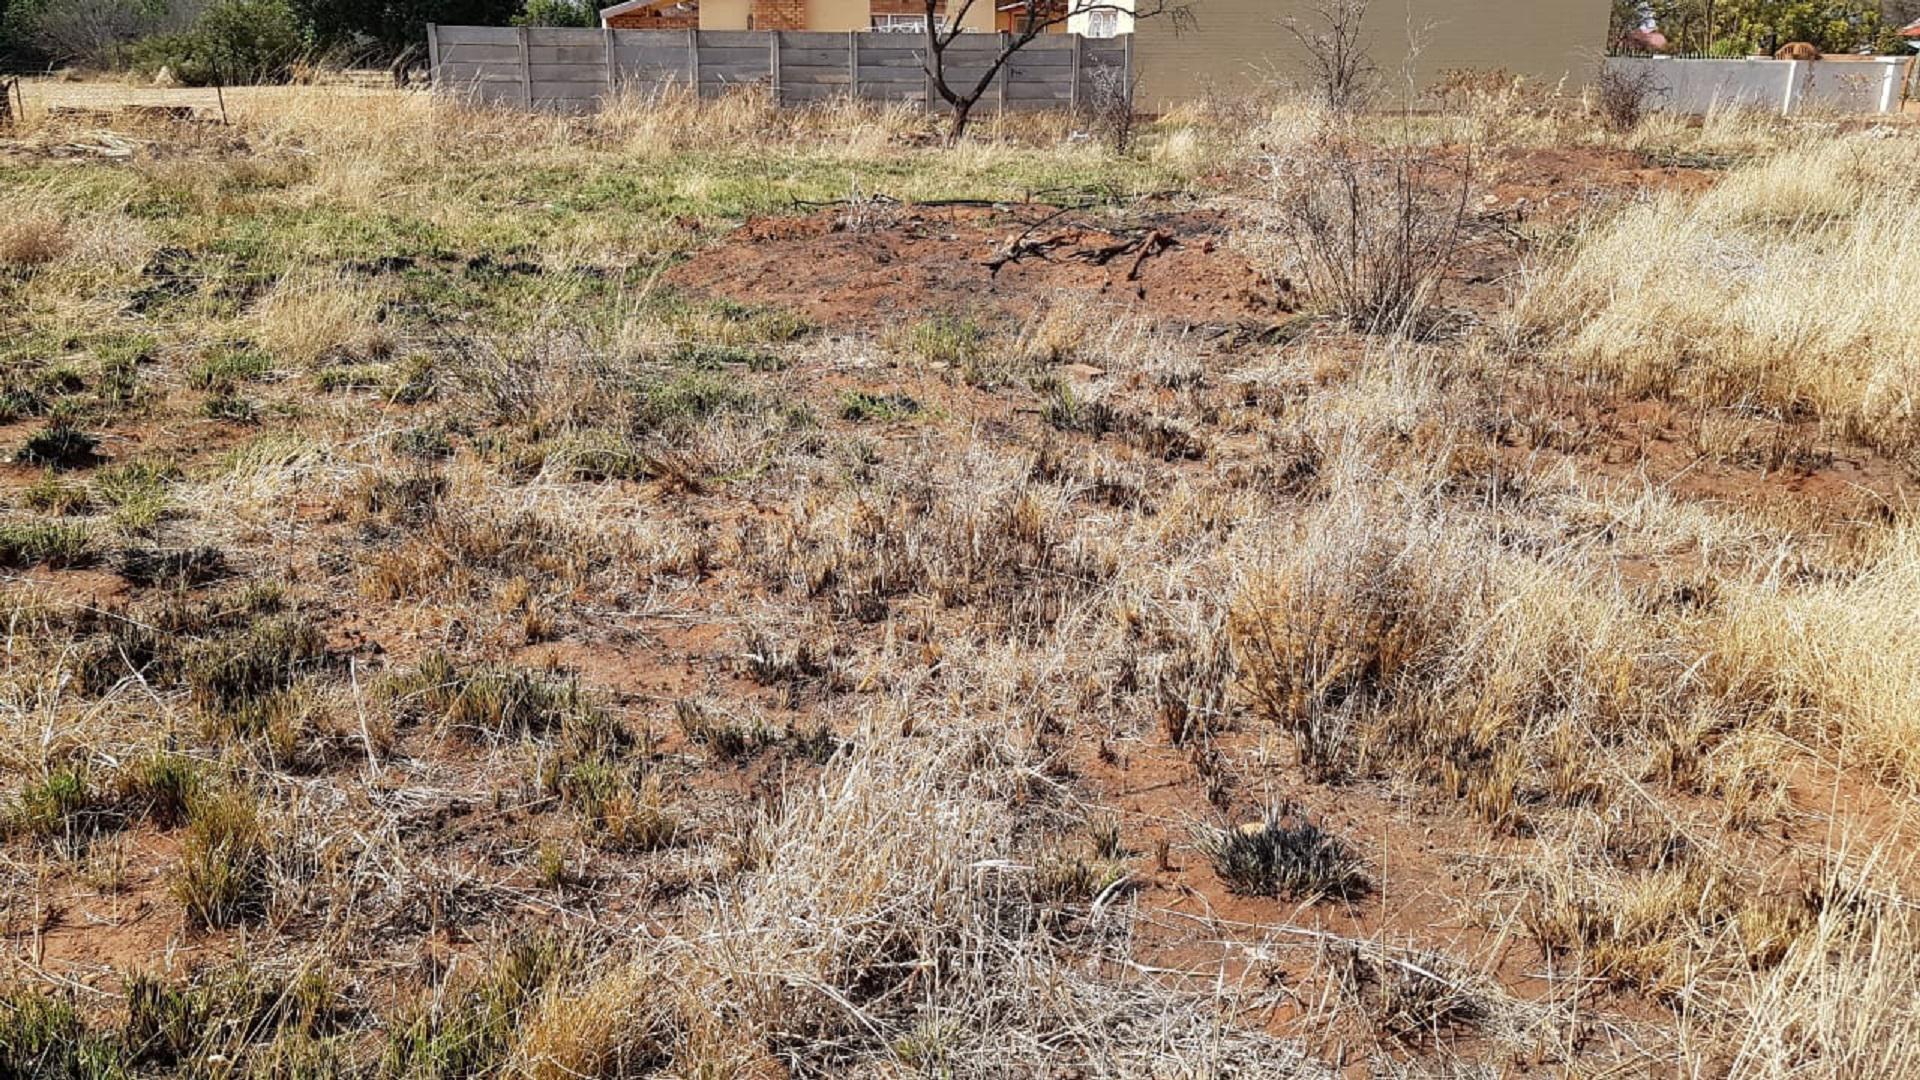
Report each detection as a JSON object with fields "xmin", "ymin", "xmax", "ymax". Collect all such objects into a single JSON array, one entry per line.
[
  {"xmin": 517, "ymin": 26, "xmax": 533, "ymax": 108},
  {"xmin": 997, "ymin": 31, "xmax": 1009, "ymax": 113},
  {"xmin": 426, "ymin": 24, "xmax": 441, "ymax": 92}
]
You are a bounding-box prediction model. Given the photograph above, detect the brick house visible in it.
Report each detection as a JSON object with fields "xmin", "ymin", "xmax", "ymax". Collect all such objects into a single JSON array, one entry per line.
[{"xmin": 599, "ymin": 0, "xmax": 999, "ymax": 32}]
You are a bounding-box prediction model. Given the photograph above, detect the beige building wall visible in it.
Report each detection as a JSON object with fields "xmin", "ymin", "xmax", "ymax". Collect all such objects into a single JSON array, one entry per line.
[
  {"xmin": 804, "ymin": 0, "xmax": 871, "ymax": 29},
  {"xmin": 700, "ymin": 0, "xmax": 750, "ymax": 28},
  {"xmin": 1134, "ymin": 0, "xmax": 1609, "ymax": 109}
]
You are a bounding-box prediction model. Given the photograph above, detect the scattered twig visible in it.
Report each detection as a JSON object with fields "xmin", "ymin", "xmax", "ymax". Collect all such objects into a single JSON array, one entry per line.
[{"xmin": 1125, "ymin": 229, "xmax": 1173, "ymax": 281}]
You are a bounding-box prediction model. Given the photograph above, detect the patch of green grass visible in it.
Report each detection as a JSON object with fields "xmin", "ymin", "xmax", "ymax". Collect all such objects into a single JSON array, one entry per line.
[
  {"xmin": 384, "ymin": 653, "xmax": 621, "ymax": 753},
  {"xmin": 380, "ymin": 935, "xmax": 574, "ymax": 1080},
  {"xmin": 187, "ymin": 347, "xmax": 274, "ymax": 393},
  {"xmin": 201, "ymin": 391, "xmax": 259, "ymax": 424},
  {"xmin": 388, "ymin": 422, "xmax": 454, "ymax": 460},
  {"xmin": 666, "ymin": 341, "xmax": 785, "ymax": 372},
  {"xmin": 633, "ymin": 370, "xmax": 762, "ymax": 432},
  {"xmin": 674, "ymin": 698, "xmax": 777, "ymax": 762},
  {"xmin": 560, "ymin": 759, "xmax": 682, "ymax": 852},
  {"xmin": 840, "ymin": 390, "xmax": 922, "ymax": 423},
  {"xmin": 116, "ymin": 545, "xmax": 228, "ymax": 589},
  {"xmin": 1042, "ymin": 385, "xmax": 1119, "ymax": 436},
  {"xmin": 903, "ymin": 315, "xmax": 988, "ymax": 369},
  {"xmin": 90, "ymin": 460, "xmax": 176, "ymax": 534},
  {"xmin": 386, "ymin": 354, "xmax": 438, "ymax": 404},
  {"xmin": 312, "ymin": 362, "xmax": 391, "ymax": 392},
  {"xmin": 21, "ymin": 472, "xmax": 91, "ymax": 515},
  {"xmin": 171, "ymin": 787, "xmax": 270, "ymax": 928},
  {"xmin": 0, "ymin": 383, "xmax": 49, "ymax": 423},
  {"xmin": 117, "ymin": 751, "xmax": 204, "ymax": 828},
  {"xmin": 185, "ymin": 612, "xmax": 326, "ymax": 716},
  {"xmin": 8, "ymin": 765, "xmax": 98, "ymax": 842},
  {"xmin": 124, "ymin": 959, "xmax": 343, "ymax": 1070},
  {"xmin": 0, "ymin": 985, "xmax": 126, "ymax": 1080},
  {"xmin": 0, "ymin": 520, "xmax": 93, "ymax": 568},
  {"xmin": 551, "ymin": 428, "xmax": 655, "ymax": 483}
]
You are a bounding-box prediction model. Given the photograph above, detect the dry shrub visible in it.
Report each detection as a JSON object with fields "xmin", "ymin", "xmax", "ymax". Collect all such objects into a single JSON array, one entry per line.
[
  {"xmin": 1257, "ymin": 122, "xmax": 1473, "ymax": 335},
  {"xmin": 0, "ymin": 213, "xmax": 73, "ymax": 269},
  {"xmin": 1227, "ymin": 503, "xmax": 1453, "ymax": 780},
  {"xmin": 1591, "ymin": 61, "xmax": 1664, "ymax": 132}
]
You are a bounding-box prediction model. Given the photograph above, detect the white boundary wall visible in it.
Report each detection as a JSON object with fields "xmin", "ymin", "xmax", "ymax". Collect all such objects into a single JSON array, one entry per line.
[{"xmin": 1607, "ymin": 56, "xmax": 1909, "ymax": 116}]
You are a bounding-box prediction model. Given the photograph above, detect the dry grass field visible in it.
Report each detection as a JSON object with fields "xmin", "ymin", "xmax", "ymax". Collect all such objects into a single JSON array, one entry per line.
[{"xmin": 2, "ymin": 77, "xmax": 1919, "ymax": 1078}]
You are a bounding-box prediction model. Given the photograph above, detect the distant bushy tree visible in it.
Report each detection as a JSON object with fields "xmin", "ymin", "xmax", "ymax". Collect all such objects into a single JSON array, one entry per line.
[
  {"xmin": 1614, "ymin": 0, "xmax": 1896, "ymax": 54},
  {"xmin": 127, "ymin": 0, "xmax": 303, "ymax": 81},
  {"xmin": 512, "ymin": 0, "xmax": 591, "ymax": 25},
  {"xmin": 292, "ymin": 0, "xmax": 519, "ymax": 57},
  {"xmin": 1714, "ymin": 0, "xmax": 1891, "ymax": 53}
]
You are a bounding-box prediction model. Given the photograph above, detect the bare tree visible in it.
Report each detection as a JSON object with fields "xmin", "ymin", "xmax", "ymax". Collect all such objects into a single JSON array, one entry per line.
[
  {"xmin": 1083, "ymin": 57, "xmax": 1138, "ymax": 150},
  {"xmin": 916, "ymin": 0, "xmax": 1192, "ymax": 143},
  {"xmin": 28, "ymin": 0, "xmax": 203, "ymax": 67},
  {"xmin": 1282, "ymin": 0, "xmax": 1376, "ymax": 111}
]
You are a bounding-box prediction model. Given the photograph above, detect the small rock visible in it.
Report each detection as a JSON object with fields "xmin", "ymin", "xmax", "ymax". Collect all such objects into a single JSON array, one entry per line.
[{"xmin": 152, "ymin": 66, "xmax": 179, "ymax": 87}]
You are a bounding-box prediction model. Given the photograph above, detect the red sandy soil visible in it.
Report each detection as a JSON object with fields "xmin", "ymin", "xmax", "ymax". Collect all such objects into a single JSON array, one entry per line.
[{"xmin": 665, "ymin": 202, "xmax": 1290, "ymax": 331}]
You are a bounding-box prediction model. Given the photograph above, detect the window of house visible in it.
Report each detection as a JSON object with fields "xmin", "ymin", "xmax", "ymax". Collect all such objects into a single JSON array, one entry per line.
[
  {"xmin": 1083, "ymin": 8, "xmax": 1118, "ymax": 37},
  {"xmin": 872, "ymin": 13, "xmax": 944, "ymax": 31}
]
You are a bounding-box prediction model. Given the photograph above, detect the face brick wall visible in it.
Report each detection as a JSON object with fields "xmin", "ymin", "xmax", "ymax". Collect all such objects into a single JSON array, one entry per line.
[
  {"xmin": 606, "ymin": 3, "xmax": 698, "ymax": 28},
  {"xmin": 750, "ymin": 0, "xmax": 807, "ymax": 28}
]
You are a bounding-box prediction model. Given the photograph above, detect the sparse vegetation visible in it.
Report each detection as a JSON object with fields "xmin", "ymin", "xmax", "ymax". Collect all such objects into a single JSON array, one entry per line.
[{"xmin": 0, "ymin": 74, "xmax": 1916, "ymax": 1079}]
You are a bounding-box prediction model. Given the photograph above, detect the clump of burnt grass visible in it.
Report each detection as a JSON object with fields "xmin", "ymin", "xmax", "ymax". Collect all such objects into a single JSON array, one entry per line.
[
  {"xmin": 1197, "ymin": 806, "xmax": 1371, "ymax": 902},
  {"xmin": 13, "ymin": 424, "xmax": 100, "ymax": 469},
  {"xmin": 185, "ymin": 611, "xmax": 327, "ymax": 716}
]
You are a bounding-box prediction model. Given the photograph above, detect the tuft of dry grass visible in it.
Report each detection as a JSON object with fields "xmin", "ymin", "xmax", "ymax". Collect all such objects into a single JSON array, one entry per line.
[
  {"xmin": 249, "ymin": 270, "xmax": 392, "ymax": 367},
  {"xmin": 0, "ymin": 213, "xmax": 71, "ymax": 269},
  {"xmin": 1512, "ymin": 136, "xmax": 1920, "ymax": 460}
]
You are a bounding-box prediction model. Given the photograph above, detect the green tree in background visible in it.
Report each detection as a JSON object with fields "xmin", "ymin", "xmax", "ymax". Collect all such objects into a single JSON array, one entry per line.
[
  {"xmin": 1712, "ymin": 0, "xmax": 1889, "ymax": 52},
  {"xmin": 511, "ymin": 0, "xmax": 592, "ymax": 25},
  {"xmin": 293, "ymin": 0, "xmax": 522, "ymax": 55},
  {"xmin": 1614, "ymin": 0, "xmax": 1897, "ymax": 53}
]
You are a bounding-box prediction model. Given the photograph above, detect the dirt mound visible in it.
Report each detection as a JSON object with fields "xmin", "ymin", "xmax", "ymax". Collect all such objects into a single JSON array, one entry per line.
[{"xmin": 664, "ymin": 203, "xmax": 1290, "ymax": 330}]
